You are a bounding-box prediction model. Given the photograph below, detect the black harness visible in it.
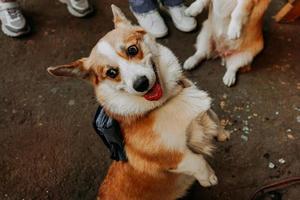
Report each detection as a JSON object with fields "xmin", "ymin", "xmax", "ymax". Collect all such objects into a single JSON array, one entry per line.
[{"xmin": 93, "ymin": 106, "xmax": 127, "ymax": 161}]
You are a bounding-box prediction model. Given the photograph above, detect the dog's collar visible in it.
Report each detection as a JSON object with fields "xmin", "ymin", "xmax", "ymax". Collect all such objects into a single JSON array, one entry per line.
[{"xmin": 93, "ymin": 106, "xmax": 127, "ymax": 161}]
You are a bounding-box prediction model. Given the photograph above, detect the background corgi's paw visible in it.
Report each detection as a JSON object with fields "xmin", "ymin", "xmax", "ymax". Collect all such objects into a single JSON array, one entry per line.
[
  {"xmin": 198, "ymin": 174, "xmax": 218, "ymax": 187},
  {"xmin": 183, "ymin": 56, "xmax": 199, "ymax": 70},
  {"xmin": 223, "ymin": 70, "xmax": 237, "ymax": 87},
  {"xmin": 227, "ymin": 22, "xmax": 241, "ymax": 40}
]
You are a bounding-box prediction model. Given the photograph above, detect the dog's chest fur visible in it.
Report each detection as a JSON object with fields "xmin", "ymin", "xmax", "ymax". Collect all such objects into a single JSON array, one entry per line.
[
  {"xmin": 152, "ymin": 86, "xmax": 211, "ymax": 150},
  {"xmin": 122, "ymin": 86, "xmax": 211, "ymax": 171}
]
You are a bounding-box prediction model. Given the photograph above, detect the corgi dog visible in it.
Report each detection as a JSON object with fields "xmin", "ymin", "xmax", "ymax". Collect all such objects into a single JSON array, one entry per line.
[
  {"xmin": 183, "ymin": 0, "xmax": 271, "ymax": 87},
  {"xmin": 47, "ymin": 5, "xmax": 229, "ymax": 200}
]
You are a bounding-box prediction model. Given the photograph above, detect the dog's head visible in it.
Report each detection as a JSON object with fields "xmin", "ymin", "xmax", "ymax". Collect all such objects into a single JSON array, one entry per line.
[{"xmin": 48, "ymin": 5, "xmax": 182, "ymax": 118}]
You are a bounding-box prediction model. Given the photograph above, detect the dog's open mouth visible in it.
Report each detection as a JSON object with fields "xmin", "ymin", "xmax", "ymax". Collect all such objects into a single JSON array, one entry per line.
[{"xmin": 143, "ymin": 64, "xmax": 163, "ymax": 101}]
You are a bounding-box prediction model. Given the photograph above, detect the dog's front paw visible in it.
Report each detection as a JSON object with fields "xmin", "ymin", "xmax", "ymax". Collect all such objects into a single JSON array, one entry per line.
[
  {"xmin": 183, "ymin": 56, "xmax": 199, "ymax": 70},
  {"xmin": 198, "ymin": 174, "xmax": 218, "ymax": 187},
  {"xmin": 223, "ymin": 70, "xmax": 237, "ymax": 87},
  {"xmin": 227, "ymin": 22, "xmax": 242, "ymax": 40}
]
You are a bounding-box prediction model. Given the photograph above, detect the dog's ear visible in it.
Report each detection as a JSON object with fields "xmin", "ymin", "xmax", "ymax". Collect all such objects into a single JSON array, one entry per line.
[
  {"xmin": 47, "ymin": 58, "xmax": 91, "ymax": 80},
  {"xmin": 111, "ymin": 4, "xmax": 131, "ymax": 28}
]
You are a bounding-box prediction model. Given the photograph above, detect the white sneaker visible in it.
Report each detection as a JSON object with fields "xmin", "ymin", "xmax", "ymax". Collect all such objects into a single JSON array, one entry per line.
[
  {"xmin": 60, "ymin": 0, "xmax": 93, "ymax": 18},
  {"xmin": 131, "ymin": 9, "xmax": 168, "ymax": 38},
  {"xmin": 0, "ymin": 2, "xmax": 29, "ymax": 37},
  {"xmin": 166, "ymin": 5, "xmax": 197, "ymax": 32}
]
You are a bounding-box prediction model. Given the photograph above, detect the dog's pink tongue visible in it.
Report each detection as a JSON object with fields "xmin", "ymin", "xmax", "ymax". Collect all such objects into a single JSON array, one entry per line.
[{"xmin": 144, "ymin": 82, "xmax": 163, "ymax": 101}]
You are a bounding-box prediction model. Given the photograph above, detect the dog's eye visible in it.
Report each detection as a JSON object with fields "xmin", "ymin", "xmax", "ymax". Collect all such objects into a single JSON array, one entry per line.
[
  {"xmin": 127, "ymin": 45, "xmax": 139, "ymax": 56},
  {"xmin": 106, "ymin": 68, "xmax": 119, "ymax": 79}
]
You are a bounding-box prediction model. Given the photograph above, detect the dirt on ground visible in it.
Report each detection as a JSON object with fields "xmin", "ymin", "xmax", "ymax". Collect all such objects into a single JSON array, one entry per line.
[{"xmin": 0, "ymin": 0, "xmax": 299, "ymax": 200}]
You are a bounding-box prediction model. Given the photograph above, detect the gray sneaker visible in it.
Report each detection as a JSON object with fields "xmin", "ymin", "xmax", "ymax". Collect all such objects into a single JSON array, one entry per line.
[
  {"xmin": 60, "ymin": 0, "xmax": 93, "ymax": 18},
  {"xmin": 0, "ymin": 1, "xmax": 30, "ymax": 37}
]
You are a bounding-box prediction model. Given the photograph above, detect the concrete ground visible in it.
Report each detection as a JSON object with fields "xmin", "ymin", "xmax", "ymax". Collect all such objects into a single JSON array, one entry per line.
[{"xmin": 0, "ymin": 0, "xmax": 299, "ymax": 200}]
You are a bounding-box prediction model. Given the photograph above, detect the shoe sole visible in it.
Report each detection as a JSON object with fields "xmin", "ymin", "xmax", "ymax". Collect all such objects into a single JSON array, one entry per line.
[
  {"xmin": 1, "ymin": 23, "xmax": 30, "ymax": 37},
  {"xmin": 59, "ymin": 0, "xmax": 93, "ymax": 18},
  {"xmin": 172, "ymin": 20, "xmax": 197, "ymax": 32}
]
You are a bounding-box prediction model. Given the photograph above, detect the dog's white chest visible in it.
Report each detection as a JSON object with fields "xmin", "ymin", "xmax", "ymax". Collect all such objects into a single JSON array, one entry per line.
[{"xmin": 153, "ymin": 87, "xmax": 211, "ymax": 150}]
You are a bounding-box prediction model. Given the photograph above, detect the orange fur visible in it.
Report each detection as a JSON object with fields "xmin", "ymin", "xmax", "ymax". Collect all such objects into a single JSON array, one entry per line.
[
  {"xmin": 123, "ymin": 114, "xmax": 183, "ymax": 171},
  {"xmin": 99, "ymin": 162, "xmax": 182, "ymax": 200},
  {"xmin": 102, "ymin": 27, "xmax": 145, "ymax": 62},
  {"xmin": 236, "ymin": 0, "xmax": 271, "ymax": 54},
  {"xmin": 239, "ymin": 65, "xmax": 252, "ymax": 73},
  {"xmin": 98, "ymin": 111, "xmax": 188, "ymax": 200}
]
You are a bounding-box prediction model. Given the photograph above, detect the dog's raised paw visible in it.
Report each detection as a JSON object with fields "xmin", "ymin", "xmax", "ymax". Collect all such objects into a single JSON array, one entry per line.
[
  {"xmin": 183, "ymin": 56, "xmax": 198, "ymax": 70},
  {"xmin": 223, "ymin": 71, "xmax": 236, "ymax": 87},
  {"xmin": 227, "ymin": 22, "xmax": 241, "ymax": 40},
  {"xmin": 198, "ymin": 174, "xmax": 218, "ymax": 187}
]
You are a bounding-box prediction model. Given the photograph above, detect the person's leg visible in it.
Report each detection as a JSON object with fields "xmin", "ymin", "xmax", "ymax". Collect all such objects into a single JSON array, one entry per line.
[
  {"xmin": 162, "ymin": 0, "xmax": 183, "ymax": 7},
  {"xmin": 162, "ymin": 0, "xmax": 197, "ymax": 32},
  {"xmin": 0, "ymin": 0, "xmax": 29, "ymax": 37},
  {"xmin": 59, "ymin": 0, "xmax": 93, "ymax": 18},
  {"xmin": 129, "ymin": 0, "xmax": 168, "ymax": 38}
]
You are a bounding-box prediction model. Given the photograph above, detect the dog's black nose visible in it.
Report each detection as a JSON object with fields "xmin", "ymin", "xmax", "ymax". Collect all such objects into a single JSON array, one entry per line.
[{"xmin": 133, "ymin": 76, "xmax": 149, "ymax": 92}]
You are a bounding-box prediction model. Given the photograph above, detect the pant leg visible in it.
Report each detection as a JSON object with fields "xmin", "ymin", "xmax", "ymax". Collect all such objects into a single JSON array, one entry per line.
[
  {"xmin": 161, "ymin": 0, "xmax": 183, "ymax": 7},
  {"xmin": 129, "ymin": 0, "xmax": 158, "ymax": 14}
]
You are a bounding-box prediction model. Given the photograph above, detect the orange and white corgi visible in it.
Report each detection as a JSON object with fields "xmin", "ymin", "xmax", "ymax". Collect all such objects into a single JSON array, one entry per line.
[
  {"xmin": 184, "ymin": 0, "xmax": 271, "ymax": 87},
  {"xmin": 48, "ymin": 5, "xmax": 229, "ymax": 200}
]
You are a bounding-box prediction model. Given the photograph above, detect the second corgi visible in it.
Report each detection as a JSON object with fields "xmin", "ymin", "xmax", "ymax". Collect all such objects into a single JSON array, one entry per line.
[{"xmin": 184, "ymin": 0, "xmax": 271, "ymax": 87}]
